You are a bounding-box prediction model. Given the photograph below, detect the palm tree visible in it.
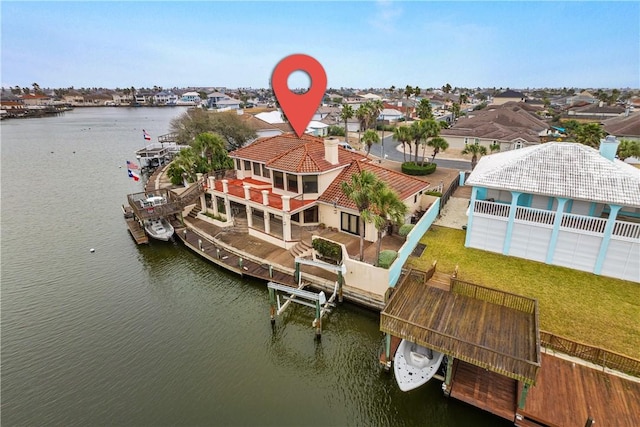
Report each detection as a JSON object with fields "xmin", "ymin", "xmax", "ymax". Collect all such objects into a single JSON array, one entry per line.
[
  {"xmin": 193, "ymin": 132, "xmax": 232, "ymax": 171},
  {"xmin": 393, "ymin": 125, "xmax": 412, "ymax": 162},
  {"xmin": 418, "ymin": 120, "xmax": 441, "ymax": 166},
  {"xmin": 442, "ymin": 83, "xmax": 452, "ymax": 94},
  {"xmin": 410, "ymin": 120, "xmax": 431, "ymax": 163},
  {"xmin": 341, "ymin": 170, "xmax": 385, "ymax": 261},
  {"xmin": 459, "ymin": 93, "xmax": 469, "ymax": 105},
  {"xmin": 340, "ymin": 104, "xmax": 354, "ymax": 144},
  {"xmin": 617, "ymin": 139, "xmax": 640, "ymax": 160},
  {"xmin": 575, "ymin": 123, "xmax": 605, "ymax": 148},
  {"xmin": 414, "ymin": 86, "xmax": 421, "ymax": 99},
  {"xmin": 369, "ymin": 99, "xmax": 384, "ymax": 130},
  {"xmin": 416, "ymin": 98, "xmax": 433, "ymax": 120},
  {"xmin": 167, "ymin": 147, "xmax": 199, "ymax": 185},
  {"xmin": 355, "ymin": 104, "xmax": 370, "ymax": 143},
  {"xmin": 461, "ymin": 142, "xmax": 488, "ymax": 170},
  {"xmin": 489, "ymin": 142, "xmax": 501, "ymax": 153},
  {"xmin": 404, "ymin": 85, "xmax": 414, "ymax": 118},
  {"xmin": 361, "ymin": 129, "xmax": 380, "ymax": 158},
  {"xmin": 427, "ymin": 136, "xmax": 449, "ymax": 163},
  {"xmin": 370, "ymin": 187, "xmax": 408, "ymax": 265},
  {"xmin": 451, "ymin": 102, "xmax": 461, "ymax": 122}
]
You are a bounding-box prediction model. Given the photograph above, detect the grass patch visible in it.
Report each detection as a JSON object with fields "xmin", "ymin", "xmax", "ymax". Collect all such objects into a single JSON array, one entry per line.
[{"xmin": 406, "ymin": 226, "xmax": 640, "ymax": 359}]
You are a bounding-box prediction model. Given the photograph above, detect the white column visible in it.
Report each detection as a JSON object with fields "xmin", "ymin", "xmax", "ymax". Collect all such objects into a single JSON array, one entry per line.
[
  {"xmin": 222, "ymin": 179, "xmax": 229, "ymax": 194},
  {"xmin": 246, "ymin": 205, "xmax": 253, "ymax": 228},
  {"xmin": 212, "ymin": 196, "xmax": 219, "ymax": 216},
  {"xmin": 282, "ymin": 213, "xmax": 291, "ymax": 241},
  {"xmin": 262, "ymin": 190, "xmax": 269, "ymax": 206},
  {"xmin": 282, "ymin": 195, "xmax": 291, "ymax": 212},
  {"xmin": 243, "ymin": 185, "xmax": 251, "ymax": 200},
  {"xmin": 264, "ymin": 210, "xmax": 271, "ymax": 234},
  {"xmin": 199, "ymin": 194, "xmax": 207, "ymax": 213}
]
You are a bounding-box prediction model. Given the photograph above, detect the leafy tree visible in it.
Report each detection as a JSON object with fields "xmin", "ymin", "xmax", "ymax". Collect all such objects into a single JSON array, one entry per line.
[
  {"xmin": 461, "ymin": 142, "xmax": 488, "ymax": 170},
  {"xmin": 370, "ymin": 187, "xmax": 408, "ymax": 265},
  {"xmin": 617, "ymin": 139, "xmax": 640, "ymax": 160},
  {"xmin": 170, "ymin": 109, "xmax": 255, "ymax": 150},
  {"xmin": 574, "ymin": 123, "xmax": 605, "ymax": 148},
  {"xmin": 442, "ymin": 83, "xmax": 452, "ymax": 94},
  {"xmin": 341, "ymin": 170, "xmax": 386, "ymax": 261},
  {"xmin": 393, "ymin": 125, "xmax": 412, "ymax": 162},
  {"xmin": 416, "ymin": 98, "xmax": 433, "ymax": 120},
  {"xmin": 361, "ymin": 129, "xmax": 380, "ymax": 158},
  {"xmin": 427, "ymin": 136, "xmax": 449, "ymax": 163},
  {"xmin": 328, "ymin": 125, "xmax": 345, "ymax": 136}
]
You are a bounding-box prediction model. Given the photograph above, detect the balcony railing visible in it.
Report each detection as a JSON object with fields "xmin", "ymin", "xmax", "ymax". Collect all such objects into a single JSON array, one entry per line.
[{"xmin": 474, "ymin": 200, "xmax": 640, "ymax": 240}]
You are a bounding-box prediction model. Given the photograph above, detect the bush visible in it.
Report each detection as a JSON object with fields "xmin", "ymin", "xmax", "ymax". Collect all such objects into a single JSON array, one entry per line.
[
  {"xmin": 425, "ymin": 190, "xmax": 442, "ymax": 197},
  {"xmin": 204, "ymin": 212, "xmax": 226, "ymax": 222},
  {"xmin": 327, "ymin": 125, "xmax": 345, "ymax": 136},
  {"xmin": 401, "ymin": 162, "xmax": 437, "ymax": 176},
  {"xmin": 312, "ymin": 238, "xmax": 342, "ymax": 263},
  {"xmin": 398, "ymin": 224, "xmax": 414, "ymax": 238},
  {"xmin": 376, "ymin": 123, "xmax": 396, "ymax": 132},
  {"xmin": 378, "ymin": 250, "xmax": 398, "ymax": 269}
]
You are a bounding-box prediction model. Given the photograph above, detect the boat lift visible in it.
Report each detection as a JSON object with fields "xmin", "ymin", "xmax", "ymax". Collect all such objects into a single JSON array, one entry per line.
[{"xmin": 267, "ymin": 257, "xmax": 345, "ymax": 339}]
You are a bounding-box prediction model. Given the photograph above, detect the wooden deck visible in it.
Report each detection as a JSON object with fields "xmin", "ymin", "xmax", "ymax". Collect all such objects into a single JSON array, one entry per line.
[
  {"xmin": 450, "ymin": 359, "xmax": 517, "ymax": 421},
  {"xmin": 381, "ymin": 273, "xmax": 540, "ymax": 384},
  {"xmin": 122, "ymin": 205, "xmax": 148, "ymax": 244},
  {"xmin": 516, "ymin": 353, "xmax": 640, "ymax": 427}
]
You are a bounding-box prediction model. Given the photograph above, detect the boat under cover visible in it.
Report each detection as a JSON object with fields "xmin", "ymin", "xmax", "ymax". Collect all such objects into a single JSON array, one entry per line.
[{"xmin": 394, "ymin": 339, "xmax": 444, "ymax": 392}]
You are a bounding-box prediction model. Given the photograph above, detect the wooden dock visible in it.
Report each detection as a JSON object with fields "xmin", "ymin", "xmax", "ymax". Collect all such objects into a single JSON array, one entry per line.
[
  {"xmin": 122, "ymin": 205, "xmax": 148, "ymax": 244},
  {"xmin": 515, "ymin": 353, "xmax": 640, "ymax": 427},
  {"xmin": 450, "ymin": 359, "xmax": 517, "ymax": 421}
]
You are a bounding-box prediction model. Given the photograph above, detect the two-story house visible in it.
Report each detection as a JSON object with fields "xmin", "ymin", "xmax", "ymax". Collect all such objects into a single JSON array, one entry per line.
[
  {"xmin": 464, "ymin": 137, "xmax": 640, "ymax": 282},
  {"xmin": 203, "ymin": 134, "xmax": 431, "ymax": 250},
  {"xmin": 154, "ymin": 91, "xmax": 179, "ymax": 105}
]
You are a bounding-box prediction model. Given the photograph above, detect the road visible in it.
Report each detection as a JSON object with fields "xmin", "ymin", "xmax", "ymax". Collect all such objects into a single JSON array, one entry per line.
[{"xmin": 367, "ymin": 134, "xmax": 471, "ymax": 170}]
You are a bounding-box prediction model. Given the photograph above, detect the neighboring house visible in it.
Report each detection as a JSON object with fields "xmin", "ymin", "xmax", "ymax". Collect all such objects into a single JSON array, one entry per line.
[
  {"xmin": 492, "ymin": 90, "xmax": 526, "ymax": 105},
  {"xmin": 177, "ymin": 91, "xmax": 201, "ymax": 106},
  {"xmin": 134, "ymin": 94, "xmax": 147, "ymax": 105},
  {"xmin": 312, "ymin": 106, "xmax": 340, "ymax": 122},
  {"xmin": 238, "ymin": 113, "xmax": 288, "ymax": 141},
  {"xmin": 306, "ymin": 121, "xmax": 329, "ymax": 137},
  {"xmin": 204, "ymin": 133, "xmax": 431, "ymax": 250},
  {"xmin": 154, "ymin": 91, "xmax": 179, "ymax": 105},
  {"xmin": 602, "ymin": 111, "xmax": 640, "ymax": 142},
  {"xmin": 63, "ymin": 91, "xmax": 86, "ymax": 105},
  {"xmin": 440, "ymin": 102, "xmax": 550, "ymax": 151},
  {"xmin": 20, "ymin": 94, "xmax": 52, "ymax": 106},
  {"xmin": 255, "ymin": 110, "xmax": 286, "ymax": 124},
  {"xmin": 112, "ymin": 92, "xmax": 133, "ymax": 105},
  {"xmin": 464, "ymin": 137, "xmax": 639, "ymax": 282},
  {"xmin": 566, "ymin": 90, "xmax": 598, "ymax": 106},
  {"xmin": 379, "ymin": 108, "xmax": 404, "ymax": 123},
  {"xmin": 207, "ymin": 91, "xmax": 241, "ymax": 110},
  {"xmin": 566, "ymin": 103, "xmax": 625, "ymax": 120}
]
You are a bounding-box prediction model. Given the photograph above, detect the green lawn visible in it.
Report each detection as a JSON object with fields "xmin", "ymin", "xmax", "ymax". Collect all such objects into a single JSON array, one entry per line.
[{"xmin": 406, "ymin": 226, "xmax": 640, "ymax": 359}]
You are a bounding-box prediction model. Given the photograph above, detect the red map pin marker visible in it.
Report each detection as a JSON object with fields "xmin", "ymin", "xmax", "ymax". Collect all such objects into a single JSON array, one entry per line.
[{"xmin": 271, "ymin": 54, "xmax": 327, "ymax": 138}]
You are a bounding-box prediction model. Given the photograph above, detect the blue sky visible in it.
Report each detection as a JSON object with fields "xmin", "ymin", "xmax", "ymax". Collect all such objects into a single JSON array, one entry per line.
[{"xmin": 2, "ymin": 1, "xmax": 638, "ymax": 90}]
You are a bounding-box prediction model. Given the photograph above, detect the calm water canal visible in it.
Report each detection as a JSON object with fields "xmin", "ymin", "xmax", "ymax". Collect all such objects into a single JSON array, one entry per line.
[{"xmin": 1, "ymin": 108, "xmax": 510, "ymax": 426}]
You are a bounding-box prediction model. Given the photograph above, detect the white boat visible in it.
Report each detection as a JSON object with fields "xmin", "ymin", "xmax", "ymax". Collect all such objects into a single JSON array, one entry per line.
[
  {"xmin": 144, "ymin": 218, "xmax": 174, "ymax": 241},
  {"xmin": 393, "ymin": 339, "xmax": 444, "ymax": 392}
]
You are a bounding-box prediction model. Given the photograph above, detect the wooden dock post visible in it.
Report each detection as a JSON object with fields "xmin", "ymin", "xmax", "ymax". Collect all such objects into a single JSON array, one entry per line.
[
  {"xmin": 338, "ymin": 270, "xmax": 344, "ymax": 303},
  {"xmin": 443, "ymin": 356, "xmax": 454, "ymax": 396},
  {"xmin": 314, "ymin": 299, "xmax": 322, "ymax": 339},
  {"xmin": 269, "ymin": 264, "xmax": 273, "ymax": 278},
  {"xmin": 383, "ymin": 333, "xmax": 392, "ymax": 370},
  {"xmin": 518, "ymin": 383, "xmax": 530, "ymax": 410},
  {"xmin": 238, "ymin": 257, "xmax": 243, "ymax": 268},
  {"xmin": 268, "ymin": 287, "xmax": 276, "ymax": 326}
]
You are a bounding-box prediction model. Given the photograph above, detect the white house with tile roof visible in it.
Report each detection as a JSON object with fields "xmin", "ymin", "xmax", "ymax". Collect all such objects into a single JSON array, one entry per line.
[
  {"xmin": 464, "ymin": 137, "xmax": 640, "ymax": 282},
  {"xmin": 202, "ymin": 133, "xmax": 431, "ymax": 250}
]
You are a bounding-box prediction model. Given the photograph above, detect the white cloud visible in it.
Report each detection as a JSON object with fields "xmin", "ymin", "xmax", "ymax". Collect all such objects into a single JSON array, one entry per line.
[{"xmin": 369, "ymin": 0, "xmax": 403, "ymax": 33}]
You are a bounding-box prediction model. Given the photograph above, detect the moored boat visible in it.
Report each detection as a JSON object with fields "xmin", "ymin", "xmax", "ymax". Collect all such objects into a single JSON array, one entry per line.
[
  {"xmin": 143, "ymin": 217, "xmax": 174, "ymax": 241},
  {"xmin": 393, "ymin": 339, "xmax": 444, "ymax": 392}
]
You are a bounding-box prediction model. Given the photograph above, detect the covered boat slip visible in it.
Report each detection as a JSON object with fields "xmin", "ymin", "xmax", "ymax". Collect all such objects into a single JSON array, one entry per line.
[{"xmin": 380, "ymin": 269, "xmax": 540, "ymax": 420}]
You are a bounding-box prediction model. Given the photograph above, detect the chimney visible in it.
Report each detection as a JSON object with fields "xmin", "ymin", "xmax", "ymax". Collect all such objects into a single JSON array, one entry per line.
[
  {"xmin": 599, "ymin": 135, "xmax": 620, "ymax": 161},
  {"xmin": 324, "ymin": 137, "xmax": 339, "ymax": 165}
]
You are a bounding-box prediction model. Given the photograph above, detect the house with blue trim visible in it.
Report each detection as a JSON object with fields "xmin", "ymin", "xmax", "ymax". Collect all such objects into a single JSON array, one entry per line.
[{"xmin": 464, "ymin": 137, "xmax": 640, "ymax": 282}]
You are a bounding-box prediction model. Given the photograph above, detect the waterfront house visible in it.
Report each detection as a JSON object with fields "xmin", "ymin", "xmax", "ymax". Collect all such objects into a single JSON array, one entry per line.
[
  {"xmin": 20, "ymin": 93, "xmax": 52, "ymax": 106},
  {"xmin": 464, "ymin": 137, "xmax": 640, "ymax": 282},
  {"xmin": 440, "ymin": 102, "xmax": 549, "ymax": 151},
  {"xmin": 207, "ymin": 92, "xmax": 241, "ymax": 110},
  {"xmin": 154, "ymin": 91, "xmax": 179, "ymax": 105},
  {"xmin": 177, "ymin": 91, "xmax": 201, "ymax": 106},
  {"xmin": 203, "ymin": 133, "xmax": 431, "ymax": 250}
]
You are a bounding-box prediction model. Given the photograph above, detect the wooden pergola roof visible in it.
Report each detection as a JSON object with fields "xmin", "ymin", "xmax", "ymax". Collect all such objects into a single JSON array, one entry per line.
[{"xmin": 380, "ymin": 271, "xmax": 541, "ymax": 385}]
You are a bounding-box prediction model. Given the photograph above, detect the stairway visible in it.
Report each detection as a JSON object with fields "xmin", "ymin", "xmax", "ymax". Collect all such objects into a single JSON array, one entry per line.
[
  {"xmin": 232, "ymin": 216, "xmax": 248, "ymax": 233},
  {"xmin": 289, "ymin": 238, "xmax": 313, "ymax": 258},
  {"xmin": 187, "ymin": 204, "xmax": 201, "ymax": 220}
]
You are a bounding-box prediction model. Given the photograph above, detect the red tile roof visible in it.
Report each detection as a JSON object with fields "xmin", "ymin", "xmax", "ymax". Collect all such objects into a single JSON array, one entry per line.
[
  {"xmin": 230, "ymin": 133, "xmax": 364, "ymax": 173},
  {"xmin": 318, "ymin": 160, "xmax": 430, "ymax": 210}
]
